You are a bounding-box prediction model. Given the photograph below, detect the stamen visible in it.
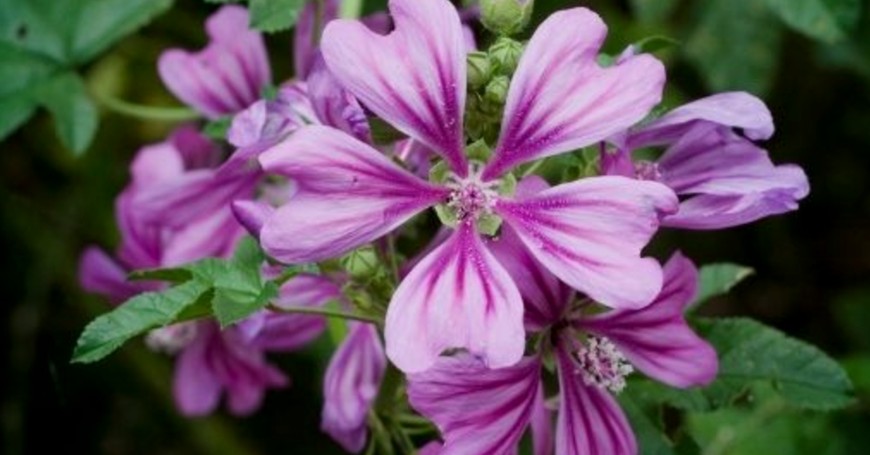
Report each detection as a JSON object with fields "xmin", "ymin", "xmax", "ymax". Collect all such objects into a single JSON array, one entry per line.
[
  {"xmin": 445, "ymin": 164, "xmax": 500, "ymax": 221},
  {"xmin": 634, "ymin": 160, "xmax": 663, "ymax": 182},
  {"xmin": 573, "ymin": 335, "xmax": 634, "ymax": 393}
]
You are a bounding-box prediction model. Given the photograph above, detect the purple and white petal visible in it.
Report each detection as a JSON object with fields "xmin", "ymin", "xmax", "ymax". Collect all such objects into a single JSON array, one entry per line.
[
  {"xmin": 483, "ymin": 8, "xmax": 665, "ymax": 180},
  {"xmin": 407, "ymin": 355, "xmax": 541, "ymax": 455},
  {"xmin": 307, "ymin": 54, "xmax": 371, "ymax": 142},
  {"xmin": 231, "ymin": 200, "xmax": 274, "ymax": 239},
  {"xmin": 173, "ymin": 324, "xmax": 223, "ymax": 416},
  {"xmin": 531, "ymin": 382, "xmax": 555, "ymax": 455},
  {"xmin": 321, "ymin": 0, "xmax": 468, "ymax": 174},
  {"xmin": 161, "ymin": 206, "xmax": 246, "ymax": 266},
  {"xmin": 258, "ymin": 126, "xmax": 448, "ymax": 263},
  {"xmin": 495, "ymin": 176, "xmax": 678, "ymax": 309},
  {"xmin": 322, "ymin": 323, "xmax": 387, "ymax": 453},
  {"xmin": 580, "ymin": 252, "xmax": 718, "ymax": 388},
  {"xmin": 658, "ymin": 125, "xmax": 809, "ymax": 229},
  {"xmin": 628, "ymin": 92, "xmax": 774, "ymax": 148},
  {"xmin": 294, "ymin": 0, "xmax": 341, "ymax": 79},
  {"xmin": 385, "ymin": 223, "xmax": 525, "ymax": 373},
  {"xmin": 555, "ymin": 346, "xmax": 636, "ymax": 455},
  {"xmin": 158, "ymin": 5, "xmax": 271, "ymax": 118},
  {"xmin": 78, "ymin": 247, "xmax": 150, "ymax": 304},
  {"xmin": 253, "ymin": 274, "xmax": 339, "ymax": 350}
]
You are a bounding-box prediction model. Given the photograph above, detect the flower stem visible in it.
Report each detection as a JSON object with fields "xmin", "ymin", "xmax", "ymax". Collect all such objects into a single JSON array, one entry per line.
[
  {"xmin": 97, "ymin": 94, "xmax": 199, "ymax": 121},
  {"xmin": 265, "ymin": 304, "xmax": 382, "ymax": 325}
]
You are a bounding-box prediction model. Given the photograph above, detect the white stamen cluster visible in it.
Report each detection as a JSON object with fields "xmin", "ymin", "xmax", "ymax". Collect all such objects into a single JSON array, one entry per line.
[
  {"xmin": 444, "ymin": 165, "xmax": 500, "ymax": 221},
  {"xmin": 573, "ymin": 335, "xmax": 634, "ymax": 393},
  {"xmin": 634, "ymin": 160, "xmax": 663, "ymax": 182}
]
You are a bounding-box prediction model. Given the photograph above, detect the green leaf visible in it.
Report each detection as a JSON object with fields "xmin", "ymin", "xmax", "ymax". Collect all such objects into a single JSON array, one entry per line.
[
  {"xmin": 629, "ymin": 0, "xmax": 679, "ymax": 23},
  {"xmin": 213, "ymin": 281, "xmax": 279, "ymax": 327},
  {"xmin": 619, "ymin": 392, "xmax": 680, "ymax": 455},
  {"xmin": 203, "ymin": 116, "xmax": 233, "ymax": 141},
  {"xmin": 249, "ymin": 0, "xmax": 306, "ymax": 33},
  {"xmin": 690, "ymin": 263, "xmax": 754, "ymax": 311},
  {"xmin": 633, "ymin": 318, "xmax": 854, "ymax": 412},
  {"xmin": 765, "ymin": 0, "xmax": 860, "ymax": 44},
  {"xmin": 36, "ymin": 72, "xmax": 98, "ymax": 154},
  {"xmin": 685, "ymin": 0, "xmax": 784, "ymax": 95},
  {"xmin": 68, "ymin": 0, "xmax": 174, "ymax": 64},
  {"xmin": 0, "ymin": 42, "xmax": 55, "ymax": 141},
  {"xmin": 72, "ymin": 280, "xmax": 211, "ymax": 363}
]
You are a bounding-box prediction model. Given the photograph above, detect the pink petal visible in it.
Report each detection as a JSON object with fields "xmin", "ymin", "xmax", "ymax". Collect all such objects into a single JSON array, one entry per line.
[
  {"xmin": 78, "ymin": 247, "xmax": 148, "ymax": 304},
  {"xmin": 531, "ymin": 383, "xmax": 555, "ymax": 455},
  {"xmin": 173, "ymin": 325, "xmax": 223, "ymax": 416},
  {"xmin": 628, "ymin": 91, "xmax": 774, "ymax": 148},
  {"xmin": 253, "ymin": 274, "xmax": 339, "ymax": 350},
  {"xmin": 161, "ymin": 206, "xmax": 246, "ymax": 266},
  {"xmin": 258, "ymin": 126, "xmax": 447, "ymax": 263},
  {"xmin": 294, "ymin": 0, "xmax": 341, "ymax": 78},
  {"xmin": 321, "ymin": 0, "xmax": 468, "ymax": 174},
  {"xmin": 658, "ymin": 125, "xmax": 809, "ymax": 229},
  {"xmin": 322, "ymin": 323, "xmax": 387, "ymax": 452},
  {"xmin": 581, "ymin": 252, "xmax": 718, "ymax": 388},
  {"xmin": 495, "ymin": 176, "xmax": 678, "ymax": 309},
  {"xmin": 231, "ymin": 200, "xmax": 274, "ymax": 239},
  {"xmin": 158, "ymin": 6, "xmax": 271, "ymax": 118},
  {"xmin": 483, "ymin": 8, "xmax": 665, "ymax": 180},
  {"xmin": 407, "ymin": 355, "xmax": 542, "ymax": 455},
  {"xmin": 307, "ymin": 54, "xmax": 371, "ymax": 142},
  {"xmin": 555, "ymin": 346, "xmax": 636, "ymax": 455},
  {"xmin": 385, "ymin": 223, "xmax": 525, "ymax": 373}
]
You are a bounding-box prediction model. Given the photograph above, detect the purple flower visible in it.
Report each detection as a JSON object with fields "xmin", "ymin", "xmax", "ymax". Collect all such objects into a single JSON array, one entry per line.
[
  {"xmin": 407, "ymin": 218, "xmax": 717, "ymax": 453},
  {"xmin": 257, "ymin": 0, "xmax": 676, "ymax": 373},
  {"xmin": 158, "ymin": 5, "xmax": 271, "ymax": 119},
  {"xmin": 321, "ymin": 322, "xmax": 387, "ymax": 452},
  {"xmin": 602, "ymin": 92, "xmax": 810, "ymax": 229}
]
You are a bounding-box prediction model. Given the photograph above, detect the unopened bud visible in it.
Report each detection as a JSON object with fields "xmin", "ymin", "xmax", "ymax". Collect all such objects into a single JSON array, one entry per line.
[
  {"xmin": 488, "ymin": 37, "xmax": 524, "ymax": 76},
  {"xmin": 467, "ymin": 51, "xmax": 492, "ymax": 89},
  {"xmin": 484, "ymin": 75, "xmax": 510, "ymax": 105},
  {"xmin": 480, "ymin": 0, "xmax": 534, "ymax": 36},
  {"xmin": 340, "ymin": 246, "xmax": 381, "ymax": 280}
]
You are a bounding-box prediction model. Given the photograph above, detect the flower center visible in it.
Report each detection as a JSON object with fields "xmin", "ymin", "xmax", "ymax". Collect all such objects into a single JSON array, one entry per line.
[
  {"xmin": 445, "ymin": 166, "xmax": 500, "ymax": 221},
  {"xmin": 573, "ymin": 335, "xmax": 634, "ymax": 393},
  {"xmin": 634, "ymin": 160, "xmax": 663, "ymax": 182}
]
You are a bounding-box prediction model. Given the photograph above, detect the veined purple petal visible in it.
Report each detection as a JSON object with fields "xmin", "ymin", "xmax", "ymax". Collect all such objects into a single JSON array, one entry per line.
[
  {"xmin": 628, "ymin": 92, "xmax": 774, "ymax": 148},
  {"xmin": 322, "ymin": 323, "xmax": 387, "ymax": 453},
  {"xmin": 580, "ymin": 252, "xmax": 718, "ymax": 388},
  {"xmin": 495, "ymin": 176, "xmax": 678, "ymax": 309},
  {"xmin": 258, "ymin": 126, "xmax": 447, "ymax": 263},
  {"xmin": 483, "ymin": 8, "xmax": 665, "ymax": 180},
  {"xmin": 555, "ymin": 346, "xmax": 636, "ymax": 455},
  {"xmin": 158, "ymin": 6, "xmax": 271, "ymax": 118},
  {"xmin": 531, "ymin": 382, "xmax": 555, "ymax": 455},
  {"xmin": 307, "ymin": 54, "xmax": 372, "ymax": 143},
  {"xmin": 407, "ymin": 355, "xmax": 541, "ymax": 455},
  {"xmin": 231, "ymin": 200, "xmax": 274, "ymax": 239},
  {"xmin": 161, "ymin": 206, "xmax": 246, "ymax": 267},
  {"xmin": 599, "ymin": 146, "xmax": 636, "ymax": 178},
  {"xmin": 253, "ymin": 274, "xmax": 339, "ymax": 350},
  {"xmin": 657, "ymin": 125, "xmax": 809, "ymax": 229},
  {"xmin": 294, "ymin": 0, "xmax": 341, "ymax": 79},
  {"xmin": 78, "ymin": 247, "xmax": 150, "ymax": 304},
  {"xmin": 321, "ymin": 0, "xmax": 468, "ymax": 174},
  {"xmin": 174, "ymin": 324, "xmax": 223, "ymax": 416},
  {"xmin": 487, "ymin": 176, "xmax": 572, "ymax": 331},
  {"xmin": 385, "ymin": 223, "xmax": 525, "ymax": 373}
]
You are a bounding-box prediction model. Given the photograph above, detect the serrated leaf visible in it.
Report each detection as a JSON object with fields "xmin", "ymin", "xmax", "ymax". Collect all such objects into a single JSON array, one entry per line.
[
  {"xmin": 72, "ymin": 280, "xmax": 211, "ymax": 363},
  {"xmin": 765, "ymin": 0, "xmax": 860, "ymax": 44},
  {"xmin": 69, "ymin": 0, "xmax": 174, "ymax": 64},
  {"xmin": 689, "ymin": 263, "xmax": 754, "ymax": 311},
  {"xmin": 212, "ymin": 280, "xmax": 278, "ymax": 327},
  {"xmin": 36, "ymin": 71, "xmax": 99, "ymax": 154},
  {"xmin": 249, "ymin": 0, "xmax": 306, "ymax": 33},
  {"xmin": 632, "ymin": 318, "xmax": 855, "ymax": 412},
  {"xmin": 128, "ymin": 266, "xmax": 194, "ymax": 284},
  {"xmin": 619, "ymin": 391, "xmax": 680, "ymax": 455},
  {"xmin": 686, "ymin": 0, "xmax": 783, "ymax": 95}
]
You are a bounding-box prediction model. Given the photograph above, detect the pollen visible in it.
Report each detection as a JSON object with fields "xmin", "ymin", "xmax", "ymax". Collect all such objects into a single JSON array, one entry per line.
[{"xmin": 573, "ymin": 335, "xmax": 634, "ymax": 393}]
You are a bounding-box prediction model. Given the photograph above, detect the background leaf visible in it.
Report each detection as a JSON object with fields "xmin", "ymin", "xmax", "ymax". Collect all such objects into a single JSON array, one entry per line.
[
  {"xmin": 765, "ymin": 0, "xmax": 861, "ymax": 44},
  {"xmin": 690, "ymin": 263, "xmax": 754, "ymax": 311},
  {"xmin": 249, "ymin": 0, "xmax": 306, "ymax": 33},
  {"xmin": 36, "ymin": 72, "xmax": 99, "ymax": 154}
]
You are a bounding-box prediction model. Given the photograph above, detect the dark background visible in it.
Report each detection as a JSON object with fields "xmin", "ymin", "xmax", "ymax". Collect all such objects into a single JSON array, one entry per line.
[{"xmin": 2, "ymin": 0, "xmax": 869, "ymax": 453}]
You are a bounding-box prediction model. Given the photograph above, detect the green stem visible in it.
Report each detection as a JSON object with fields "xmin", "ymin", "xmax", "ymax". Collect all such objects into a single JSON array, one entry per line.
[
  {"xmin": 521, "ymin": 158, "xmax": 545, "ymax": 177},
  {"xmin": 266, "ymin": 304, "xmax": 382, "ymax": 325},
  {"xmin": 97, "ymin": 94, "xmax": 199, "ymax": 121}
]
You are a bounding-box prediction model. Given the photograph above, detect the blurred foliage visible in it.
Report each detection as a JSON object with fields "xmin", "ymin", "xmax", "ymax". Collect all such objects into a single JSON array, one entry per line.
[{"xmin": 2, "ymin": 0, "xmax": 870, "ymax": 454}]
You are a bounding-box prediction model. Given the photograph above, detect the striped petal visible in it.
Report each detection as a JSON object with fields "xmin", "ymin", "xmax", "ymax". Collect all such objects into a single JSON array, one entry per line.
[
  {"xmin": 495, "ymin": 176, "xmax": 678, "ymax": 310},
  {"xmin": 483, "ymin": 8, "xmax": 664, "ymax": 180},
  {"xmin": 321, "ymin": 0, "xmax": 468, "ymax": 174},
  {"xmin": 555, "ymin": 346, "xmax": 636, "ymax": 455},
  {"xmin": 580, "ymin": 252, "xmax": 718, "ymax": 388},
  {"xmin": 158, "ymin": 5, "xmax": 271, "ymax": 118},
  {"xmin": 385, "ymin": 223, "xmax": 525, "ymax": 373},
  {"xmin": 407, "ymin": 355, "xmax": 541, "ymax": 455},
  {"xmin": 258, "ymin": 126, "xmax": 447, "ymax": 263}
]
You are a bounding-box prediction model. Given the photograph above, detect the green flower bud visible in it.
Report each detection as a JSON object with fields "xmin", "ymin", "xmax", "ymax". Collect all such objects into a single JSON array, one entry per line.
[
  {"xmin": 340, "ymin": 246, "xmax": 381, "ymax": 280},
  {"xmin": 488, "ymin": 36, "xmax": 524, "ymax": 76},
  {"xmin": 467, "ymin": 51, "xmax": 492, "ymax": 89},
  {"xmin": 480, "ymin": 0, "xmax": 534, "ymax": 36},
  {"xmin": 484, "ymin": 75, "xmax": 510, "ymax": 105}
]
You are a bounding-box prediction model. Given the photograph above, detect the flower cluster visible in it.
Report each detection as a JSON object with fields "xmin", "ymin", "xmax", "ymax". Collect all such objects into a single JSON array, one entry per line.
[{"xmin": 79, "ymin": 0, "xmax": 808, "ymax": 453}]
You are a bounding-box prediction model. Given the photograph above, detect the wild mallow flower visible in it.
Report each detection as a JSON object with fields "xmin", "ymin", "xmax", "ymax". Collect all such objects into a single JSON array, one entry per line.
[
  {"xmin": 158, "ymin": 5, "xmax": 271, "ymax": 119},
  {"xmin": 256, "ymin": 0, "xmax": 677, "ymax": 373},
  {"xmin": 78, "ymin": 128, "xmax": 332, "ymax": 416},
  {"xmin": 602, "ymin": 92, "xmax": 810, "ymax": 229},
  {"xmin": 407, "ymin": 201, "xmax": 717, "ymax": 453}
]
